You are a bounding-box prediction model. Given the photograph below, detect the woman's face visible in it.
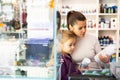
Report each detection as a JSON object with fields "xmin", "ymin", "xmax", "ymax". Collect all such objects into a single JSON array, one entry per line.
[
  {"xmin": 62, "ymin": 38, "xmax": 76, "ymax": 54},
  {"xmin": 70, "ymin": 20, "xmax": 86, "ymax": 38}
]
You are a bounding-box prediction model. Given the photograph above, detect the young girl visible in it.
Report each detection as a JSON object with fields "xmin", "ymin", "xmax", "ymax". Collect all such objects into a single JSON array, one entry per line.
[{"xmin": 59, "ymin": 30, "xmax": 81, "ymax": 80}]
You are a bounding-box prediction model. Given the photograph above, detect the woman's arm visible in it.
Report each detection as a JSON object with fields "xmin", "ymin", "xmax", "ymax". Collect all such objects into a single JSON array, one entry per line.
[{"xmin": 94, "ymin": 39, "xmax": 110, "ymax": 63}]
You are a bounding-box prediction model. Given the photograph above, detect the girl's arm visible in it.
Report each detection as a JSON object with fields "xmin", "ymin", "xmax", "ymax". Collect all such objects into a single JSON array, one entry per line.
[{"xmin": 60, "ymin": 62, "xmax": 68, "ymax": 80}]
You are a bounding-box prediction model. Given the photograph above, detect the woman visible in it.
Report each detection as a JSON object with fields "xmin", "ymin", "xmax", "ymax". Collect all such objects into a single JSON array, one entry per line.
[{"xmin": 66, "ymin": 10, "xmax": 109, "ymax": 69}]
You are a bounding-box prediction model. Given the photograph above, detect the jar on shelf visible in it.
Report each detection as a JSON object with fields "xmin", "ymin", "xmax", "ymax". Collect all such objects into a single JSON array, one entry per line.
[
  {"xmin": 100, "ymin": 4, "xmax": 104, "ymax": 13},
  {"xmin": 103, "ymin": 4, "xmax": 107, "ymax": 13},
  {"xmin": 105, "ymin": 21, "xmax": 110, "ymax": 28}
]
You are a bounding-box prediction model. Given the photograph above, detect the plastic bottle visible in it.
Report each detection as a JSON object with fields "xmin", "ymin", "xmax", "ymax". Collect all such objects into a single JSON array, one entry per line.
[
  {"xmin": 94, "ymin": 44, "xmax": 117, "ymax": 64},
  {"xmin": 104, "ymin": 4, "xmax": 107, "ymax": 13},
  {"xmin": 98, "ymin": 36, "xmax": 101, "ymax": 45},
  {"xmin": 106, "ymin": 36, "xmax": 109, "ymax": 46},
  {"xmin": 101, "ymin": 36, "xmax": 103, "ymax": 46},
  {"xmin": 103, "ymin": 36, "xmax": 106, "ymax": 46},
  {"xmin": 80, "ymin": 58, "xmax": 91, "ymax": 68},
  {"xmin": 100, "ymin": 4, "xmax": 104, "ymax": 13}
]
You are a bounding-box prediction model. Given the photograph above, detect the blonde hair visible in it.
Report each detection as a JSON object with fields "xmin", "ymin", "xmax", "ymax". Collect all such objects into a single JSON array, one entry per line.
[{"xmin": 61, "ymin": 30, "xmax": 77, "ymax": 44}]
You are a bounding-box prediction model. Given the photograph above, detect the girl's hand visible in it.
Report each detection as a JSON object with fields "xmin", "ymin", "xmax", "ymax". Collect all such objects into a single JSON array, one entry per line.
[
  {"xmin": 80, "ymin": 67, "xmax": 89, "ymax": 72},
  {"xmin": 98, "ymin": 53, "xmax": 110, "ymax": 63},
  {"xmin": 77, "ymin": 65, "xmax": 89, "ymax": 72},
  {"xmin": 60, "ymin": 58, "xmax": 64, "ymax": 63}
]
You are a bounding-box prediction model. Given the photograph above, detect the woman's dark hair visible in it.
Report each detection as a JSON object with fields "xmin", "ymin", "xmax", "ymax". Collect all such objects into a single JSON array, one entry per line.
[
  {"xmin": 57, "ymin": 11, "xmax": 61, "ymax": 30},
  {"xmin": 67, "ymin": 11, "xmax": 86, "ymax": 30}
]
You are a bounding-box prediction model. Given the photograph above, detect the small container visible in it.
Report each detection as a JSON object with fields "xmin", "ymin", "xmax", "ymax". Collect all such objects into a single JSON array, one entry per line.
[
  {"xmin": 80, "ymin": 58, "xmax": 91, "ymax": 68},
  {"xmin": 94, "ymin": 44, "xmax": 117, "ymax": 64},
  {"xmin": 105, "ymin": 21, "xmax": 110, "ymax": 28},
  {"xmin": 103, "ymin": 4, "xmax": 107, "ymax": 13},
  {"xmin": 108, "ymin": 7, "xmax": 111, "ymax": 13}
]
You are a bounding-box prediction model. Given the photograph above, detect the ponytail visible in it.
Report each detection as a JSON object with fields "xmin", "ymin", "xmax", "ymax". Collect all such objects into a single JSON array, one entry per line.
[
  {"xmin": 66, "ymin": 11, "xmax": 86, "ymax": 30},
  {"xmin": 67, "ymin": 11, "xmax": 75, "ymax": 30}
]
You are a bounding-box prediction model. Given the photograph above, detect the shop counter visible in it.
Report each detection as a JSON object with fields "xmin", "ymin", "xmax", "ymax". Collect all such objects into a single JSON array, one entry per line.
[
  {"xmin": 68, "ymin": 69, "xmax": 116, "ymax": 80},
  {"xmin": 0, "ymin": 66, "xmax": 54, "ymax": 80},
  {"xmin": 0, "ymin": 76, "xmax": 53, "ymax": 80},
  {"xmin": 69, "ymin": 74, "xmax": 116, "ymax": 80}
]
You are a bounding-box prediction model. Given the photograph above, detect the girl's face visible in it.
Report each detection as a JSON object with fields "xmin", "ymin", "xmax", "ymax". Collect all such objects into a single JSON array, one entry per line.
[
  {"xmin": 62, "ymin": 38, "xmax": 76, "ymax": 54},
  {"xmin": 70, "ymin": 20, "xmax": 86, "ymax": 38}
]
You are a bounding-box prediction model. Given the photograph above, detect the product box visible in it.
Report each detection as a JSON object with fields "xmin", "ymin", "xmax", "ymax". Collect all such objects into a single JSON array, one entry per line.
[{"xmin": 110, "ymin": 18, "xmax": 117, "ymax": 29}]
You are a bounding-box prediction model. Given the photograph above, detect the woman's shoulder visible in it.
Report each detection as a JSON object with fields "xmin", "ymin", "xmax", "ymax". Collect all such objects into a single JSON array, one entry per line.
[
  {"xmin": 85, "ymin": 33, "xmax": 97, "ymax": 40},
  {"xmin": 76, "ymin": 33, "xmax": 98, "ymax": 44},
  {"xmin": 85, "ymin": 33, "xmax": 96, "ymax": 37}
]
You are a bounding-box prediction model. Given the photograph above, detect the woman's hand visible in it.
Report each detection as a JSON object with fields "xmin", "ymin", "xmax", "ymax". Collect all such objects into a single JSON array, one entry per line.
[
  {"xmin": 46, "ymin": 59, "xmax": 54, "ymax": 67},
  {"xmin": 98, "ymin": 53, "xmax": 110, "ymax": 63}
]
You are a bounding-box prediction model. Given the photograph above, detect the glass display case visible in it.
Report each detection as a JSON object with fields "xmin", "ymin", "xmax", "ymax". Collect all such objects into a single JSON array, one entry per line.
[{"xmin": 0, "ymin": 0, "xmax": 55, "ymax": 79}]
